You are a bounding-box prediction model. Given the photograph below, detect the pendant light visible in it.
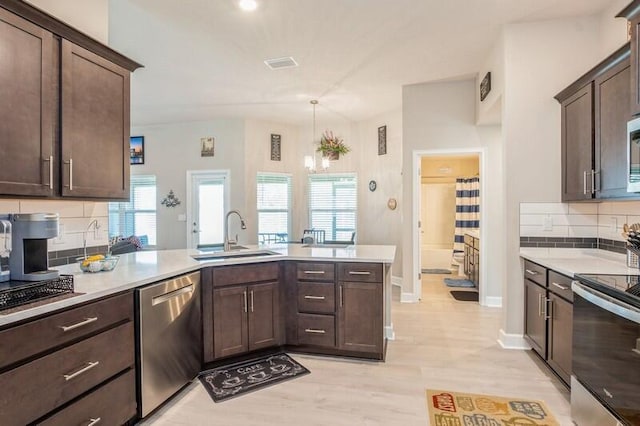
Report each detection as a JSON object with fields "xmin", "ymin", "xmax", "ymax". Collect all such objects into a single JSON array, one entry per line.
[{"xmin": 304, "ymin": 100, "xmax": 329, "ymax": 172}]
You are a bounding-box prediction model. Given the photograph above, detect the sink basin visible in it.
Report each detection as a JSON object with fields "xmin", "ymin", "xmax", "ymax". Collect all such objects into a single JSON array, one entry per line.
[
  {"xmin": 191, "ymin": 249, "xmax": 277, "ymax": 261},
  {"xmin": 196, "ymin": 244, "xmax": 248, "ymax": 252},
  {"xmin": 303, "ymin": 244, "xmax": 351, "ymax": 249}
]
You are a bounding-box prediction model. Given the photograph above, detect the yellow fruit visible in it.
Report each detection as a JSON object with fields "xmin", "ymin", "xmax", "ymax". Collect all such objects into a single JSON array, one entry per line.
[{"xmin": 87, "ymin": 255, "xmax": 104, "ymax": 262}]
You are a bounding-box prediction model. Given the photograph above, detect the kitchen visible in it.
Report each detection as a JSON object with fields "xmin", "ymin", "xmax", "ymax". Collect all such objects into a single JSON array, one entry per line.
[{"xmin": 0, "ymin": 0, "xmax": 639, "ymax": 425}]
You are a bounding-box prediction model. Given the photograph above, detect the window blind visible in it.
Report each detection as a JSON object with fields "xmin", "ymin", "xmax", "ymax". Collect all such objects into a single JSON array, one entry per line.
[
  {"xmin": 257, "ymin": 173, "xmax": 291, "ymax": 243},
  {"xmin": 308, "ymin": 173, "xmax": 357, "ymax": 241},
  {"xmin": 108, "ymin": 175, "xmax": 157, "ymax": 245}
]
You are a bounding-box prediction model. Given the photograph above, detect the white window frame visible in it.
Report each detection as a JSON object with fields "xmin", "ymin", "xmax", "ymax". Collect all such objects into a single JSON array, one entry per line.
[
  {"xmin": 256, "ymin": 172, "xmax": 292, "ymax": 244},
  {"xmin": 186, "ymin": 169, "xmax": 230, "ymax": 249},
  {"xmin": 108, "ymin": 174, "xmax": 157, "ymax": 246},
  {"xmin": 308, "ymin": 173, "xmax": 357, "ymax": 241}
]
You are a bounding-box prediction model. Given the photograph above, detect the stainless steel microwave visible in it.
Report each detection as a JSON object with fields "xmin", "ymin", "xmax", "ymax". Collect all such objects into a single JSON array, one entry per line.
[{"xmin": 628, "ymin": 117, "xmax": 640, "ymax": 192}]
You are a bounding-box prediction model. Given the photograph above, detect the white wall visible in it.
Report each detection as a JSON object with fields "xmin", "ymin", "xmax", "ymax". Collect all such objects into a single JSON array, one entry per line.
[
  {"xmin": 131, "ymin": 119, "xmax": 246, "ymax": 249},
  {"xmin": 25, "ymin": 0, "xmax": 109, "ymax": 43},
  {"xmin": 402, "ymin": 79, "xmax": 503, "ymax": 304}
]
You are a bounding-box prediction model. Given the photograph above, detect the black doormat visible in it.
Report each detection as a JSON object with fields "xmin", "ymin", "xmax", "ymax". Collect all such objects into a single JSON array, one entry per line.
[
  {"xmin": 450, "ymin": 290, "xmax": 479, "ymax": 302},
  {"xmin": 198, "ymin": 353, "xmax": 309, "ymax": 402}
]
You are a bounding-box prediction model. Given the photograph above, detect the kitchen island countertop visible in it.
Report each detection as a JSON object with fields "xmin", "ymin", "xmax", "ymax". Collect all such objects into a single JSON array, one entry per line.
[{"xmin": 0, "ymin": 244, "xmax": 395, "ymax": 327}]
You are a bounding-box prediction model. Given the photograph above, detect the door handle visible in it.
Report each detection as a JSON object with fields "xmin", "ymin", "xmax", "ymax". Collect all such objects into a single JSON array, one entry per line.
[
  {"xmin": 304, "ymin": 328, "xmax": 326, "ymax": 334},
  {"xmin": 87, "ymin": 418, "xmax": 101, "ymax": 426},
  {"xmin": 551, "ymin": 282, "xmax": 568, "ymax": 291},
  {"xmin": 250, "ymin": 290, "xmax": 254, "ymax": 313},
  {"xmin": 545, "ymin": 298, "xmax": 552, "ymax": 320},
  {"xmin": 303, "ymin": 270, "xmax": 325, "ymax": 275},
  {"xmin": 538, "ymin": 293, "xmax": 543, "ymax": 317},
  {"xmin": 583, "ymin": 170, "xmax": 587, "ymax": 195},
  {"xmin": 152, "ymin": 285, "xmax": 194, "ymax": 306},
  {"xmin": 525, "ymin": 269, "xmax": 539, "ymax": 276},
  {"xmin": 304, "ymin": 295, "xmax": 326, "ymax": 300},
  {"xmin": 64, "ymin": 158, "xmax": 73, "ymax": 190},
  {"xmin": 63, "ymin": 361, "xmax": 99, "ymax": 381},
  {"xmin": 59, "ymin": 317, "xmax": 98, "ymax": 332},
  {"xmin": 243, "ymin": 291, "xmax": 248, "ymax": 313},
  {"xmin": 593, "ymin": 169, "xmax": 600, "ymax": 193},
  {"xmin": 340, "ymin": 285, "xmax": 344, "ymax": 307},
  {"xmin": 43, "ymin": 155, "xmax": 53, "ymax": 189},
  {"xmin": 348, "ymin": 271, "xmax": 371, "ymax": 275}
]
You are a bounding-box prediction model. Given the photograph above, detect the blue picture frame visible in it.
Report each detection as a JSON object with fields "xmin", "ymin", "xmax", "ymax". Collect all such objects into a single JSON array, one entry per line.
[{"xmin": 130, "ymin": 136, "xmax": 144, "ymax": 165}]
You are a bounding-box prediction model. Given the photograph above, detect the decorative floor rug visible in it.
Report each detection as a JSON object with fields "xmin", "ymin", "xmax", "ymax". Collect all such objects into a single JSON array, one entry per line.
[
  {"xmin": 426, "ymin": 389, "xmax": 560, "ymax": 426},
  {"xmin": 449, "ymin": 290, "xmax": 479, "ymax": 302},
  {"xmin": 199, "ymin": 353, "xmax": 309, "ymax": 402},
  {"xmin": 422, "ymin": 268, "xmax": 453, "ymax": 274},
  {"xmin": 444, "ymin": 278, "xmax": 475, "ymax": 288}
]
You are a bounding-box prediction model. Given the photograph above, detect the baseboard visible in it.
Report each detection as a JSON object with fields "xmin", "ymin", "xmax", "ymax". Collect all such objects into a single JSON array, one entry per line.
[
  {"xmin": 391, "ymin": 275, "xmax": 402, "ymax": 287},
  {"xmin": 497, "ymin": 329, "xmax": 530, "ymax": 350},
  {"xmin": 401, "ymin": 292, "xmax": 418, "ymax": 303},
  {"xmin": 385, "ymin": 324, "xmax": 395, "ymax": 340},
  {"xmin": 484, "ymin": 296, "xmax": 502, "ymax": 308}
]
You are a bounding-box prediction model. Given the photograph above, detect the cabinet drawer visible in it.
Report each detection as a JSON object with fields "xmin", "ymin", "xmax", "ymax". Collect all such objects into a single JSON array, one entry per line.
[
  {"xmin": 297, "ymin": 282, "xmax": 335, "ymax": 314},
  {"xmin": 338, "ymin": 263, "xmax": 382, "ymax": 283},
  {"xmin": 0, "ymin": 321, "xmax": 134, "ymax": 426},
  {"xmin": 0, "ymin": 292, "xmax": 133, "ymax": 370},
  {"xmin": 296, "ymin": 262, "xmax": 335, "ymax": 281},
  {"xmin": 39, "ymin": 369, "xmax": 136, "ymax": 426},
  {"xmin": 213, "ymin": 263, "xmax": 279, "ymax": 287},
  {"xmin": 548, "ymin": 270, "xmax": 574, "ymax": 302},
  {"xmin": 297, "ymin": 314, "xmax": 335, "ymax": 348},
  {"xmin": 523, "ymin": 260, "xmax": 546, "ymax": 286}
]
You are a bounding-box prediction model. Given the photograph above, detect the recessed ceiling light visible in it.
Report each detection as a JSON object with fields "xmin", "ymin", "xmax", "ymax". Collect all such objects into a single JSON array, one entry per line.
[{"xmin": 239, "ymin": 0, "xmax": 257, "ymax": 12}]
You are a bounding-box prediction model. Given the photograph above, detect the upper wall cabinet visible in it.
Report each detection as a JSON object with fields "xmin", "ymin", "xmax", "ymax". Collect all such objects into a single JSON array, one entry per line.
[
  {"xmin": 618, "ymin": 1, "xmax": 640, "ymax": 116},
  {"xmin": 0, "ymin": 0, "xmax": 142, "ymax": 201},
  {"xmin": 555, "ymin": 45, "xmax": 632, "ymax": 201}
]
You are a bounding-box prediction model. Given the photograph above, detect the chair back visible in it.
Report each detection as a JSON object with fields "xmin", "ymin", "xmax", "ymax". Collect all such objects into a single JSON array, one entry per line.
[{"xmin": 302, "ymin": 229, "xmax": 325, "ymax": 244}]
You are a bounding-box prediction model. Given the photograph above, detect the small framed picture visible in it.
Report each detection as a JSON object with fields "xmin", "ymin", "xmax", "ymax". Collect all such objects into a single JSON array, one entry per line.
[
  {"xmin": 201, "ymin": 137, "xmax": 215, "ymax": 157},
  {"xmin": 270, "ymin": 134, "xmax": 281, "ymax": 161},
  {"xmin": 378, "ymin": 125, "xmax": 387, "ymax": 156},
  {"xmin": 130, "ymin": 136, "xmax": 144, "ymax": 165}
]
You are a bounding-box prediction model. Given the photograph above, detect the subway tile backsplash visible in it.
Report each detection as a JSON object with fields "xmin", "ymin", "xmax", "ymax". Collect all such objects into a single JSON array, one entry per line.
[{"xmin": 520, "ymin": 201, "xmax": 640, "ymax": 253}]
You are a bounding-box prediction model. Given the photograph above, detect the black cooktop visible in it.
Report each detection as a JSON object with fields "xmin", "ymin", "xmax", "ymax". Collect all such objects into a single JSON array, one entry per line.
[
  {"xmin": 574, "ymin": 273, "xmax": 640, "ymax": 308},
  {"xmin": 0, "ymin": 275, "xmax": 74, "ymax": 312}
]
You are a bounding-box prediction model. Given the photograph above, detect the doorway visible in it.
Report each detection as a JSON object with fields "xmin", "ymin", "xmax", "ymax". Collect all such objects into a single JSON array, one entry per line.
[{"xmin": 186, "ymin": 170, "xmax": 229, "ymax": 248}]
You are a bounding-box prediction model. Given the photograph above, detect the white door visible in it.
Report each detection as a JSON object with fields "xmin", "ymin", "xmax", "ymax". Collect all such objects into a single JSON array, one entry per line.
[{"xmin": 187, "ymin": 171, "xmax": 229, "ymax": 248}]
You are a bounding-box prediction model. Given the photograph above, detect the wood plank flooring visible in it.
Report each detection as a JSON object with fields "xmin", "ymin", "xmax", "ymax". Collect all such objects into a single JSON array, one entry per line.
[{"xmin": 142, "ymin": 274, "xmax": 571, "ymax": 425}]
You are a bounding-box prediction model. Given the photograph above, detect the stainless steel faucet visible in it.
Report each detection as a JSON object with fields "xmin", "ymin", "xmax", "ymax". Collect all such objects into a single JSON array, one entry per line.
[
  {"xmin": 83, "ymin": 219, "xmax": 100, "ymax": 259},
  {"xmin": 224, "ymin": 210, "xmax": 246, "ymax": 251}
]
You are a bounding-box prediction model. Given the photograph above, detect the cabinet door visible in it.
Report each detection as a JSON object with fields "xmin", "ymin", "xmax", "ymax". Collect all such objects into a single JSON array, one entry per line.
[
  {"xmin": 248, "ymin": 281, "xmax": 280, "ymax": 351},
  {"xmin": 0, "ymin": 8, "xmax": 55, "ymax": 196},
  {"xmin": 595, "ymin": 58, "xmax": 632, "ymax": 199},
  {"xmin": 61, "ymin": 40, "xmax": 130, "ymax": 199},
  {"xmin": 337, "ymin": 281, "xmax": 383, "ymax": 354},
  {"xmin": 213, "ymin": 286, "xmax": 248, "ymax": 358},
  {"xmin": 547, "ymin": 293, "xmax": 573, "ymax": 385},
  {"xmin": 631, "ymin": 15, "xmax": 640, "ymax": 117},
  {"xmin": 524, "ymin": 279, "xmax": 547, "ymax": 358},
  {"xmin": 473, "ymin": 248, "xmax": 480, "ymax": 288},
  {"xmin": 561, "ymin": 83, "xmax": 594, "ymax": 201}
]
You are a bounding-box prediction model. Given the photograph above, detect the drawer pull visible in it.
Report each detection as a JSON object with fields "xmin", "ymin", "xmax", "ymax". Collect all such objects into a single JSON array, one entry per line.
[
  {"xmin": 87, "ymin": 418, "xmax": 102, "ymax": 426},
  {"xmin": 60, "ymin": 316, "xmax": 98, "ymax": 332},
  {"xmin": 551, "ymin": 282, "xmax": 568, "ymax": 291},
  {"xmin": 304, "ymin": 328, "xmax": 326, "ymax": 334},
  {"xmin": 303, "ymin": 270, "xmax": 325, "ymax": 275},
  {"xmin": 64, "ymin": 361, "xmax": 99, "ymax": 381},
  {"xmin": 304, "ymin": 295, "xmax": 326, "ymax": 300},
  {"xmin": 525, "ymin": 269, "xmax": 539, "ymax": 276},
  {"xmin": 348, "ymin": 271, "xmax": 371, "ymax": 275}
]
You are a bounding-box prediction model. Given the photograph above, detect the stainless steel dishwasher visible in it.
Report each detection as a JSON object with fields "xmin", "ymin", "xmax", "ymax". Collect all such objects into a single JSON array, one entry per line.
[{"xmin": 136, "ymin": 271, "xmax": 202, "ymax": 418}]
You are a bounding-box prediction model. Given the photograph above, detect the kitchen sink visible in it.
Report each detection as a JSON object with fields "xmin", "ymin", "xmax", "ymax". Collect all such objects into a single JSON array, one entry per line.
[
  {"xmin": 191, "ymin": 249, "xmax": 278, "ymax": 261},
  {"xmin": 302, "ymin": 244, "xmax": 351, "ymax": 249},
  {"xmin": 196, "ymin": 244, "xmax": 248, "ymax": 252}
]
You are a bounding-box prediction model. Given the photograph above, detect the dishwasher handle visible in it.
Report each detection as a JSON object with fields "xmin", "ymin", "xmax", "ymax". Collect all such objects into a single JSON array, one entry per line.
[
  {"xmin": 152, "ymin": 284, "xmax": 195, "ymax": 306},
  {"xmin": 572, "ymin": 281, "xmax": 640, "ymax": 324}
]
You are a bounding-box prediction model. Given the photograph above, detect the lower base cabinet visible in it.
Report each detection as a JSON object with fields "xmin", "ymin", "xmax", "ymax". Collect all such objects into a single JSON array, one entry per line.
[
  {"xmin": 524, "ymin": 279, "xmax": 547, "ymax": 357},
  {"xmin": 338, "ymin": 281, "xmax": 383, "ymax": 354},
  {"xmin": 547, "ymin": 292, "xmax": 573, "ymax": 384}
]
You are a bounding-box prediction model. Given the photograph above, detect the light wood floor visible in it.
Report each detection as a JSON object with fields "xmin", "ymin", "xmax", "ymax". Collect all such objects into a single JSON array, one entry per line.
[{"xmin": 141, "ymin": 274, "xmax": 571, "ymax": 425}]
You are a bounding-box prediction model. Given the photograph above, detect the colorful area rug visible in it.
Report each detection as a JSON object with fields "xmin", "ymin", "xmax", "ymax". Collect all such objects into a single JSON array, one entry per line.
[
  {"xmin": 422, "ymin": 268, "xmax": 453, "ymax": 274},
  {"xmin": 199, "ymin": 353, "xmax": 309, "ymax": 402},
  {"xmin": 426, "ymin": 389, "xmax": 560, "ymax": 425}
]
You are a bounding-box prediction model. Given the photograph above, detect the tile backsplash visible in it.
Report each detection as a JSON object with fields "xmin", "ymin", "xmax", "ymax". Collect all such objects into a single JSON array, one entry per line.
[{"xmin": 520, "ymin": 201, "xmax": 640, "ymax": 253}]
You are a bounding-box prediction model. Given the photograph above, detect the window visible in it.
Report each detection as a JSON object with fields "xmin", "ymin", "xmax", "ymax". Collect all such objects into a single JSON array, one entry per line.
[
  {"xmin": 108, "ymin": 175, "xmax": 157, "ymax": 245},
  {"xmin": 308, "ymin": 173, "xmax": 357, "ymax": 241},
  {"xmin": 257, "ymin": 173, "xmax": 291, "ymax": 243}
]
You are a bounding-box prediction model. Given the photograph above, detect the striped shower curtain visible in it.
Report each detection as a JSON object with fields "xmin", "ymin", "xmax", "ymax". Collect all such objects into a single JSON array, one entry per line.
[{"xmin": 453, "ymin": 177, "xmax": 480, "ymax": 254}]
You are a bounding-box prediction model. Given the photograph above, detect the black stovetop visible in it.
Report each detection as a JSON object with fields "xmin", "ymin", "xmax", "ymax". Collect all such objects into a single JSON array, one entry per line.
[{"xmin": 0, "ymin": 275, "xmax": 74, "ymax": 312}]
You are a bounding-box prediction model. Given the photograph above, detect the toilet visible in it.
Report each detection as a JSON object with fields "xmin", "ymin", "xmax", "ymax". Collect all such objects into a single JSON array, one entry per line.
[{"xmin": 451, "ymin": 252, "xmax": 466, "ymax": 277}]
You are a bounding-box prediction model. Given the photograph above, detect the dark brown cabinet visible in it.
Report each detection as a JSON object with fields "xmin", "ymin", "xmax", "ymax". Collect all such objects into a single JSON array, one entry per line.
[
  {"xmin": 547, "ymin": 292, "xmax": 573, "ymax": 384},
  {"xmin": 463, "ymin": 234, "xmax": 480, "ymax": 288},
  {"xmin": 0, "ymin": 1, "xmax": 141, "ymax": 200},
  {"xmin": 0, "ymin": 7, "xmax": 55, "ymax": 197},
  {"xmin": 212, "ymin": 285, "xmax": 248, "ymax": 359},
  {"xmin": 61, "ymin": 41, "xmax": 130, "ymax": 199},
  {"xmin": 247, "ymin": 281, "xmax": 279, "ymax": 350},
  {"xmin": 556, "ymin": 45, "xmax": 632, "ymax": 201},
  {"xmin": 524, "ymin": 277, "xmax": 547, "ymax": 357},
  {"xmin": 618, "ymin": 2, "xmax": 640, "ymax": 116}
]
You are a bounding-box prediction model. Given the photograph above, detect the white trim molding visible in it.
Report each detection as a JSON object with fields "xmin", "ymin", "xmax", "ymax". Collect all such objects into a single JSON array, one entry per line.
[
  {"xmin": 401, "ymin": 292, "xmax": 419, "ymax": 303},
  {"xmin": 484, "ymin": 296, "xmax": 502, "ymax": 308},
  {"xmin": 385, "ymin": 324, "xmax": 395, "ymax": 340},
  {"xmin": 391, "ymin": 275, "xmax": 402, "ymax": 288},
  {"xmin": 497, "ymin": 329, "xmax": 530, "ymax": 350}
]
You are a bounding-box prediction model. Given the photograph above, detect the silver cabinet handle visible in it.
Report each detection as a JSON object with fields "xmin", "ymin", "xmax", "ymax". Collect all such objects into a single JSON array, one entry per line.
[
  {"xmin": 304, "ymin": 295, "xmax": 326, "ymax": 300},
  {"xmin": 250, "ymin": 290, "xmax": 254, "ymax": 313},
  {"xmin": 551, "ymin": 282, "xmax": 568, "ymax": 291},
  {"xmin": 593, "ymin": 169, "xmax": 599, "ymax": 193},
  {"xmin": 303, "ymin": 270, "xmax": 325, "ymax": 275},
  {"xmin": 525, "ymin": 269, "xmax": 539, "ymax": 276},
  {"xmin": 152, "ymin": 285, "xmax": 194, "ymax": 306},
  {"xmin": 538, "ymin": 293, "xmax": 543, "ymax": 317},
  {"xmin": 348, "ymin": 271, "xmax": 371, "ymax": 275},
  {"xmin": 60, "ymin": 317, "xmax": 98, "ymax": 332},
  {"xmin": 572, "ymin": 281, "xmax": 640, "ymax": 324},
  {"xmin": 583, "ymin": 170, "xmax": 587, "ymax": 195},
  {"xmin": 304, "ymin": 328, "xmax": 326, "ymax": 334},
  {"xmin": 243, "ymin": 291, "xmax": 248, "ymax": 313},
  {"xmin": 43, "ymin": 155, "xmax": 53, "ymax": 189},
  {"xmin": 64, "ymin": 361, "xmax": 99, "ymax": 381},
  {"xmin": 87, "ymin": 418, "xmax": 101, "ymax": 426},
  {"xmin": 340, "ymin": 285, "xmax": 344, "ymax": 307},
  {"xmin": 547, "ymin": 299, "xmax": 553, "ymax": 320},
  {"xmin": 64, "ymin": 158, "xmax": 73, "ymax": 190}
]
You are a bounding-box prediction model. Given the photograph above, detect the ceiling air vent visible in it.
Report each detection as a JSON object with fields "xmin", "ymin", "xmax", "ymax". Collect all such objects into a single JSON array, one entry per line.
[{"xmin": 264, "ymin": 56, "xmax": 298, "ymax": 70}]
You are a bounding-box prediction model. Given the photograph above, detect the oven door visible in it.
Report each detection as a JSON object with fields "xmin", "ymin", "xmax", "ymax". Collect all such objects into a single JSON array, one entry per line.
[{"xmin": 572, "ymin": 281, "xmax": 640, "ymax": 425}]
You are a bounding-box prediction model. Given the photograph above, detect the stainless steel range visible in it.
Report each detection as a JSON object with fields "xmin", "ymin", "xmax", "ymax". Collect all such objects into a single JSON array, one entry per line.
[{"xmin": 572, "ymin": 274, "xmax": 640, "ymax": 426}]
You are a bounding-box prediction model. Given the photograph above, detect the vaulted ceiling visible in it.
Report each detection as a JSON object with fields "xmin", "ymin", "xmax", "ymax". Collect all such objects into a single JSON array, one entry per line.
[{"xmin": 109, "ymin": 0, "xmax": 619, "ymax": 126}]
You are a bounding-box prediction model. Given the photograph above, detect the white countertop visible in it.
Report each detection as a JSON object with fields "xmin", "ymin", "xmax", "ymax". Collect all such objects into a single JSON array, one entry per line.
[
  {"xmin": 0, "ymin": 244, "xmax": 396, "ymax": 327},
  {"xmin": 519, "ymin": 248, "xmax": 640, "ymax": 277}
]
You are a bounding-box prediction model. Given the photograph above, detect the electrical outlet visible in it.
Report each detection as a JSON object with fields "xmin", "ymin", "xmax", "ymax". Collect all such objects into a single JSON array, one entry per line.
[{"xmin": 542, "ymin": 216, "xmax": 553, "ymax": 231}]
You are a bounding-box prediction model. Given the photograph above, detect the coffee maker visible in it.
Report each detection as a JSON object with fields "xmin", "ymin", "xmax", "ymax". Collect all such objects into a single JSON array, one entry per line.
[{"xmin": 8, "ymin": 213, "xmax": 59, "ymax": 281}]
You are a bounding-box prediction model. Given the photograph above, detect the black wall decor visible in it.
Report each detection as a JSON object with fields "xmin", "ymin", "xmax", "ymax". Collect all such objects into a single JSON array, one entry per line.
[
  {"xmin": 480, "ymin": 72, "xmax": 491, "ymax": 102},
  {"xmin": 270, "ymin": 134, "xmax": 281, "ymax": 161},
  {"xmin": 378, "ymin": 125, "xmax": 387, "ymax": 155}
]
